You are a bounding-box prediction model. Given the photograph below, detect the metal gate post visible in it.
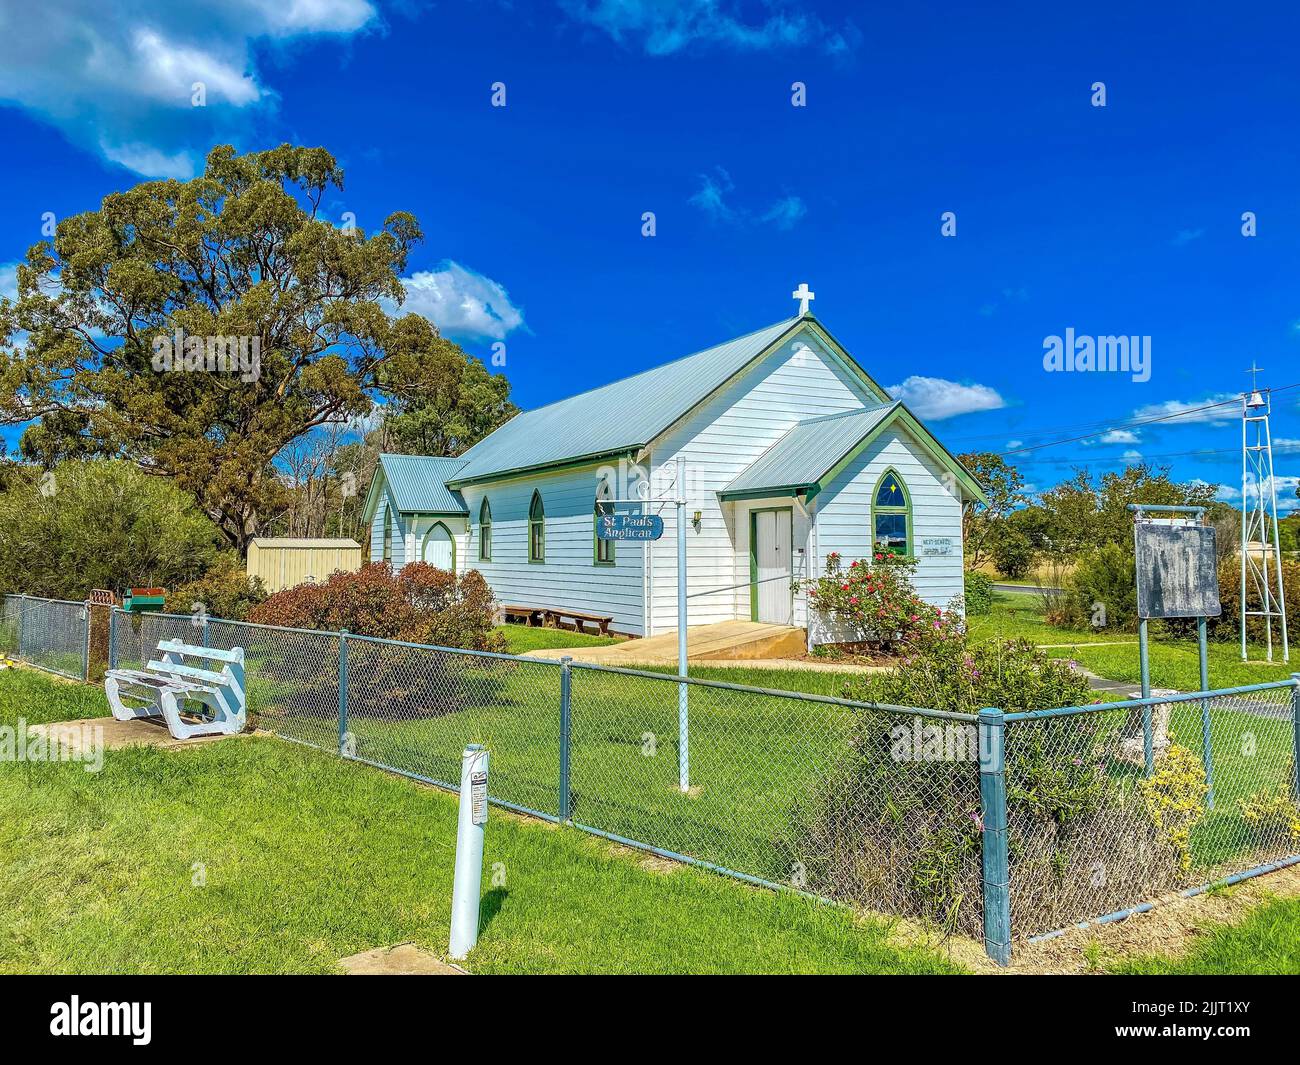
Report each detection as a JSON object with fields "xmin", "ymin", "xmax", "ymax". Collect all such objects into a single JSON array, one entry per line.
[
  {"xmin": 979, "ymin": 706, "xmax": 1011, "ymax": 965},
  {"xmin": 338, "ymin": 630, "xmax": 350, "ymax": 756},
  {"xmin": 559, "ymin": 656, "xmax": 573, "ymax": 821}
]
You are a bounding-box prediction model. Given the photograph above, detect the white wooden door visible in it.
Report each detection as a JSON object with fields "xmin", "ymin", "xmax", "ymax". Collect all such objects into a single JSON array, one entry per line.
[
  {"xmin": 423, "ymin": 524, "xmax": 454, "ymax": 570},
  {"xmin": 752, "ymin": 509, "xmax": 793, "ymax": 624}
]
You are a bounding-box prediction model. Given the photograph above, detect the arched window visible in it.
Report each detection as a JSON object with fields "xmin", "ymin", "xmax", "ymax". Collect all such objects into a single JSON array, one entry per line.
[
  {"xmin": 528, "ymin": 490, "xmax": 545, "ymax": 563},
  {"xmin": 381, "ymin": 503, "xmax": 393, "ymax": 563},
  {"xmin": 872, "ymin": 469, "xmax": 911, "ymax": 557},
  {"xmin": 593, "ymin": 480, "xmax": 615, "ymax": 565},
  {"xmin": 478, "ymin": 498, "xmax": 492, "ymax": 561}
]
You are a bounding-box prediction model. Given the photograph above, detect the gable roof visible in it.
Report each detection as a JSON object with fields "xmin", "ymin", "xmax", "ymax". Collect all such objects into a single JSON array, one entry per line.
[
  {"xmin": 720, "ymin": 402, "xmax": 988, "ymax": 505},
  {"xmin": 447, "ymin": 315, "xmax": 887, "ymax": 485},
  {"xmin": 361, "ymin": 454, "xmax": 468, "ymax": 522}
]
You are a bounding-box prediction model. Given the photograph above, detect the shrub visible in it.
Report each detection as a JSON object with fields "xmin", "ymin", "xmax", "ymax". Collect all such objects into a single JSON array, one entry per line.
[
  {"xmin": 787, "ymin": 629, "xmax": 1181, "ymax": 937},
  {"xmin": 1140, "ymin": 741, "xmax": 1208, "ymax": 872},
  {"xmin": 1057, "ymin": 543, "xmax": 1137, "ymax": 632},
  {"xmin": 251, "ymin": 562, "xmax": 504, "ymax": 653},
  {"xmin": 0, "ymin": 459, "xmax": 222, "ymax": 599},
  {"xmin": 804, "ymin": 552, "xmax": 938, "ymax": 651},
  {"xmin": 1207, "ymin": 557, "xmax": 1300, "ymax": 644},
  {"xmin": 990, "ymin": 524, "xmax": 1036, "ymax": 580},
  {"xmin": 1239, "ymin": 784, "xmax": 1300, "ymax": 847},
  {"xmin": 963, "ymin": 570, "xmax": 994, "ymax": 616},
  {"xmin": 248, "ymin": 562, "xmax": 506, "ymax": 723},
  {"xmin": 167, "ymin": 555, "xmax": 267, "ymax": 622}
]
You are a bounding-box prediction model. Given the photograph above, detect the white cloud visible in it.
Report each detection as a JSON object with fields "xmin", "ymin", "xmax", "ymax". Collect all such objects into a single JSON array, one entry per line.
[
  {"xmin": 1121, "ymin": 449, "xmax": 1143, "ymax": 464},
  {"xmin": 1006, "ymin": 439, "xmax": 1023, "ymax": 449},
  {"xmin": 688, "ymin": 168, "xmax": 807, "ymax": 230},
  {"xmin": 397, "ymin": 261, "xmax": 526, "ymax": 343},
  {"xmin": 1131, "ymin": 393, "xmax": 1240, "ymax": 426},
  {"xmin": 559, "ymin": 0, "xmax": 859, "ymax": 56},
  {"xmin": 0, "ymin": 264, "xmax": 16, "ymax": 303},
  {"xmin": 1100, "ymin": 428, "xmax": 1140, "ymax": 444},
  {"xmin": 760, "ymin": 196, "xmax": 807, "ymax": 230},
  {"xmin": 887, "ymin": 376, "xmax": 1006, "ymax": 420},
  {"xmin": 0, "ymin": 0, "xmax": 376, "ymax": 177}
]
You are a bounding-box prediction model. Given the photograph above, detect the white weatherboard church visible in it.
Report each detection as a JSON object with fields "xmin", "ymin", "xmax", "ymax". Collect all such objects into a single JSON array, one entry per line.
[{"xmin": 362, "ymin": 287, "xmax": 986, "ymax": 642}]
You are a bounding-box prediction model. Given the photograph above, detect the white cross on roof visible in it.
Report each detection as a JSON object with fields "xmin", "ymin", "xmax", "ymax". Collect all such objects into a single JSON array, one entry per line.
[{"xmin": 792, "ymin": 282, "xmax": 815, "ymax": 316}]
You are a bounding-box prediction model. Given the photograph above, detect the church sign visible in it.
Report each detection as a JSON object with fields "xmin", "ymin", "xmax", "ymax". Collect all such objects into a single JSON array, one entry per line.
[
  {"xmin": 920, "ymin": 537, "xmax": 955, "ymax": 557},
  {"xmin": 597, "ymin": 513, "xmax": 664, "ymax": 541}
]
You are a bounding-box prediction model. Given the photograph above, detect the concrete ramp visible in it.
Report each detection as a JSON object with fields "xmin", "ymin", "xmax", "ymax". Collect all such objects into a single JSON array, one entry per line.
[{"xmin": 524, "ymin": 620, "xmax": 806, "ymax": 666}]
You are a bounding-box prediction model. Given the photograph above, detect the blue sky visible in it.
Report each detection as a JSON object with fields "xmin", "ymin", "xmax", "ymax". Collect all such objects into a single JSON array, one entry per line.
[{"xmin": 1, "ymin": 0, "xmax": 1298, "ymax": 509}]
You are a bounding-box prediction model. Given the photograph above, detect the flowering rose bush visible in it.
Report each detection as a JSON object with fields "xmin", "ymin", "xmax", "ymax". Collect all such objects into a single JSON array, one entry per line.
[{"xmin": 803, "ymin": 551, "xmax": 938, "ymax": 651}]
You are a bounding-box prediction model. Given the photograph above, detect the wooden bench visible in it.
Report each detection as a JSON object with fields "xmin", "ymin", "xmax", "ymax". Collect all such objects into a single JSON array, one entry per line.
[
  {"xmin": 105, "ymin": 639, "xmax": 246, "ymax": 740},
  {"xmin": 501, "ymin": 604, "xmax": 613, "ymax": 636}
]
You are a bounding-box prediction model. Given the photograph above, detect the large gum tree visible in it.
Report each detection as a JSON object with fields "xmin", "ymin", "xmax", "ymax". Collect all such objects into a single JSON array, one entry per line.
[{"xmin": 0, "ymin": 144, "xmax": 512, "ymax": 551}]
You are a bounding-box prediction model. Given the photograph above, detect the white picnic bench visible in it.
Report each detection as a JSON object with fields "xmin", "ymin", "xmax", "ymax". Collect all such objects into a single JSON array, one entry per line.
[{"xmin": 105, "ymin": 639, "xmax": 247, "ymax": 740}]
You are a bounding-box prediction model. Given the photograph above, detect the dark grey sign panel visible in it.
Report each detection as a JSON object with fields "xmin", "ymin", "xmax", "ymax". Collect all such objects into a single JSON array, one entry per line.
[{"xmin": 1134, "ymin": 524, "xmax": 1221, "ymax": 619}]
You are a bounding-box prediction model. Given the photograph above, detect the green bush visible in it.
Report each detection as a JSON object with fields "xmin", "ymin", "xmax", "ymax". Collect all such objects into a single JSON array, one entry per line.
[
  {"xmin": 167, "ymin": 555, "xmax": 267, "ymax": 622},
  {"xmin": 786, "ymin": 627, "xmax": 1177, "ymax": 937},
  {"xmin": 0, "ymin": 460, "xmax": 222, "ymax": 599},
  {"xmin": 963, "ymin": 571, "xmax": 994, "ymax": 616},
  {"xmin": 1057, "ymin": 543, "xmax": 1137, "ymax": 632},
  {"xmin": 990, "ymin": 523, "xmax": 1036, "ymax": 579}
]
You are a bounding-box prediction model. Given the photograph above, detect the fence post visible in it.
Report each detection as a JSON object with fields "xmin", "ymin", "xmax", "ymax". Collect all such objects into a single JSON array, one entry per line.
[
  {"xmin": 108, "ymin": 607, "xmax": 118, "ymax": 670},
  {"xmin": 979, "ymin": 706, "xmax": 1011, "ymax": 966},
  {"xmin": 1292, "ymin": 675, "xmax": 1300, "ymax": 805},
  {"xmin": 82, "ymin": 600, "xmax": 91, "ymax": 682},
  {"xmin": 558, "ymin": 656, "xmax": 573, "ymax": 821},
  {"xmin": 16, "ymin": 593, "xmax": 24, "ymax": 661},
  {"xmin": 338, "ymin": 630, "xmax": 350, "ymax": 756}
]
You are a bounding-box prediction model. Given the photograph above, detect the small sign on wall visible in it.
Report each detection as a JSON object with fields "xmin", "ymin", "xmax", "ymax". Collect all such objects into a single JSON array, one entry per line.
[{"xmin": 920, "ymin": 537, "xmax": 955, "ymax": 557}]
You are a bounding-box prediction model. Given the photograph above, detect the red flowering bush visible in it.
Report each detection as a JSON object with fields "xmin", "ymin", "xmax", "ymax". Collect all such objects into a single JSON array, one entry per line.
[
  {"xmin": 250, "ymin": 562, "xmax": 505, "ymax": 652},
  {"xmin": 248, "ymin": 563, "xmax": 507, "ymax": 722},
  {"xmin": 804, "ymin": 551, "xmax": 938, "ymax": 650}
]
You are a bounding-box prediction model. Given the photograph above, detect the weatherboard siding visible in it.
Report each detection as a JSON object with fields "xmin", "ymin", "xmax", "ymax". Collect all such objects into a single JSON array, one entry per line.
[
  {"xmin": 458, "ymin": 463, "xmax": 646, "ymax": 636},
  {"xmin": 646, "ymin": 332, "xmax": 879, "ymax": 632},
  {"xmin": 809, "ymin": 427, "xmax": 965, "ymax": 643}
]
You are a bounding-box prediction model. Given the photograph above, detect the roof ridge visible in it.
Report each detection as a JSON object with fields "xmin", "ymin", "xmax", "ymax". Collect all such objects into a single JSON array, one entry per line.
[
  {"xmin": 795, "ymin": 401, "xmax": 896, "ymax": 427},
  {"xmin": 490, "ymin": 316, "xmax": 799, "ymax": 423}
]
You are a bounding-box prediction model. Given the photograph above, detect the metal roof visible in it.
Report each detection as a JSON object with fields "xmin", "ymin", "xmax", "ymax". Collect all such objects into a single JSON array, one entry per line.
[
  {"xmin": 721, "ymin": 404, "xmax": 898, "ymax": 496},
  {"xmin": 374, "ymin": 454, "xmax": 468, "ymax": 515},
  {"xmin": 249, "ymin": 538, "xmax": 361, "ymax": 548},
  {"xmin": 449, "ymin": 317, "xmax": 802, "ymax": 483}
]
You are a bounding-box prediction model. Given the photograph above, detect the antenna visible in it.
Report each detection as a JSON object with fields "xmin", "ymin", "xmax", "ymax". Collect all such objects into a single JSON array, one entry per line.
[{"xmin": 1240, "ymin": 364, "xmax": 1289, "ymax": 663}]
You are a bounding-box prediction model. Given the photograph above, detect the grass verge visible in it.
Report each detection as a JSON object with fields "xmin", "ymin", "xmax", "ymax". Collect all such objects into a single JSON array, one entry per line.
[{"xmin": 0, "ymin": 666, "xmax": 963, "ymax": 975}]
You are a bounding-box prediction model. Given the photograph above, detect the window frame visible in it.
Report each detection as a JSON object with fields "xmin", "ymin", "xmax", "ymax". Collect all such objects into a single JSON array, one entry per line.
[
  {"xmin": 871, "ymin": 468, "xmax": 913, "ymax": 558},
  {"xmin": 382, "ymin": 504, "xmax": 394, "ymax": 563},
  {"xmin": 593, "ymin": 481, "xmax": 616, "ymax": 566},
  {"xmin": 478, "ymin": 497, "xmax": 492, "ymax": 562},
  {"xmin": 528, "ymin": 490, "xmax": 545, "ymax": 563}
]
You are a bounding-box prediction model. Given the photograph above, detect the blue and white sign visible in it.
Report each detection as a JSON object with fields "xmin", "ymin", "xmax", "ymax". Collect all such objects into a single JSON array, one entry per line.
[{"xmin": 597, "ymin": 513, "xmax": 664, "ymax": 541}]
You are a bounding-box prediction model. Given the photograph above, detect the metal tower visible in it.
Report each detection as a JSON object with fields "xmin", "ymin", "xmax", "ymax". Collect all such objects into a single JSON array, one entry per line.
[{"xmin": 1240, "ymin": 364, "xmax": 1289, "ymax": 662}]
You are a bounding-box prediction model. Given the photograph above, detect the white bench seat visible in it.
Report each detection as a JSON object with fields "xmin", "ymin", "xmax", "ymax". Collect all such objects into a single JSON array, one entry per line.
[{"xmin": 105, "ymin": 639, "xmax": 246, "ymax": 740}]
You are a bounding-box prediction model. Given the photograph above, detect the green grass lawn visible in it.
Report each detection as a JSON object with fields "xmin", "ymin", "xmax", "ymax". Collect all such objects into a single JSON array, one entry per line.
[
  {"xmin": 0, "ymin": 665, "xmax": 963, "ymax": 974},
  {"xmin": 1111, "ymin": 895, "xmax": 1300, "ymax": 974},
  {"xmin": 971, "ymin": 592, "xmax": 1297, "ymax": 691},
  {"xmin": 494, "ymin": 623, "xmax": 620, "ymax": 655}
]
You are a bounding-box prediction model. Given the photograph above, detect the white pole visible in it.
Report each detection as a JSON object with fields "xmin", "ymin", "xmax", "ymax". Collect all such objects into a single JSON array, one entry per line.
[
  {"xmin": 1264, "ymin": 411, "xmax": 1289, "ymax": 663},
  {"xmin": 1241, "ymin": 399, "xmax": 1248, "ymax": 661},
  {"xmin": 676, "ymin": 454, "xmax": 690, "ymax": 793},
  {"xmin": 449, "ymin": 743, "xmax": 489, "ymax": 960}
]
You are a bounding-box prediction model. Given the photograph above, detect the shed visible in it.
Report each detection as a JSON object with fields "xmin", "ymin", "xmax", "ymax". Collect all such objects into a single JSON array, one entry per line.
[{"xmin": 247, "ymin": 538, "xmax": 363, "ymax": 593}]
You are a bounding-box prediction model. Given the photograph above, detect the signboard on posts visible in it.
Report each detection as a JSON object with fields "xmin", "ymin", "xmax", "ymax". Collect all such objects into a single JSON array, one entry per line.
[
  {"xmin": 1134, "ymin": 523, "xmax": 1221, "ymax": 619},
  {"xmin": 597, "ymin": 513, "xmax": 664, "ymax": 541}
]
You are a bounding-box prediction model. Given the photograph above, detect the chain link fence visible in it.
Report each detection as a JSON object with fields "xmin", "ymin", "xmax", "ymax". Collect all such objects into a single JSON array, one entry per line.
[
  {"xmin": 4, "ymin": 593, "xmax": 1299, "ymax": 963},
  {"xmin": 2, "ymin": 594, "xmax": 88, "ymax": 680},
  {"xmin": 1005, "ymin": 683, "xmax": 1300, "ymax": 943}
]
